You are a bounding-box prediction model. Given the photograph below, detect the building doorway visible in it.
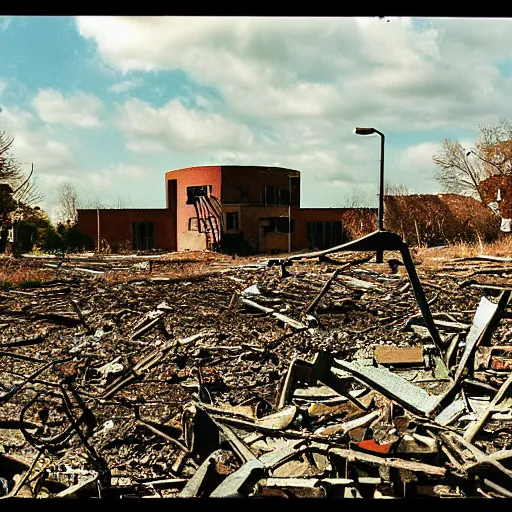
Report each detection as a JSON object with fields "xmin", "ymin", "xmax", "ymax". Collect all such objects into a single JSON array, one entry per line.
[{"xmin": 132, "ymin": 221, "xmax": 155, "ymax": 250}]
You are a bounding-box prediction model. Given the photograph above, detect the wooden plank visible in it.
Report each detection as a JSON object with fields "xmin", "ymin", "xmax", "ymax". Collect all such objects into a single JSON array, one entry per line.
[{"xmin": 329, "ymin": 447, "xmax": 446, "ymax": 477}]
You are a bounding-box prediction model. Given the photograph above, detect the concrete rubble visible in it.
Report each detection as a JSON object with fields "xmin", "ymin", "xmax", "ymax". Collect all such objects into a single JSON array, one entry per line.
[{"xmin": 1, "ymin": 249, "xmax": 512, "ymax": 498}]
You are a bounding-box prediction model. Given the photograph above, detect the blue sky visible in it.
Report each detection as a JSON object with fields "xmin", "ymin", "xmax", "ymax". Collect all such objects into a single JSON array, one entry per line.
[{"xmin": 2, "ymin": 16, "xmax": 512, "ymax": 220}]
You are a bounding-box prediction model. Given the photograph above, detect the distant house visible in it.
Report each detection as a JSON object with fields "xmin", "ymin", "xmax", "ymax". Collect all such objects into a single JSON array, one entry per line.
[{"xmin": 76, "ymin": 165, "xmax": 377, "ymax": 254}]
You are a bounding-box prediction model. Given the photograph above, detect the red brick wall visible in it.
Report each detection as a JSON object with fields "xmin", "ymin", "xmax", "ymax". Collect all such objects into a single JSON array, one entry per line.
[
  {"xmin": 165, "ymin": 166, "xmax": 222, "ymax": 251},
  {"xmin": 221, "ymin": 166, "xmax": 300, "ymax": 206},
  {"xmin": 76, "ymin": 209, "xmax": 177, "ymax": 251},
  {"xmin": 221, "ymin": 166, "xmax": 300, "ymax": 252},
  {"xmin": 293, "ymin": 208, "xmax": 377, "ymax": 249}
]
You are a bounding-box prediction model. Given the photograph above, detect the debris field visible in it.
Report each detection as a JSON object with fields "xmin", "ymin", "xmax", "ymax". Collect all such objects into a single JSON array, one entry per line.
[{"xmin": 2, "ymin": 248, "xmax": 512, "ymax": 499}]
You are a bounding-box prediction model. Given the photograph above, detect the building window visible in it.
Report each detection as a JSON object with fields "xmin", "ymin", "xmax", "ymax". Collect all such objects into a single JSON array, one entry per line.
[
  {"xmin": 132, "ymin": 222, "xmax": 155, "ymax": 250},
  {"xmin": 239, "ymin": 186, "xmax": 249, "ymax": 202},
  {"xmin": 290, "ymin": 176, "xmax": 300, "ymax": 206},
  {"xmin": 186, "ymin": 185, "xmax": 212, "ymax": 205},
  {"xmin": 261, "ymin": 217, "xmax": 294, "ymax": 234},
  {"xmin": 188, "ymin": 218, "xmax": 198, "ymax": 231},
  {"xmin": 261, "ymin": 185, "xmax": 290, "ymax": 206},
  {"xmin": 280, "ymin": 188, "xmax": 290, "ymax": 205},
  {"xmin": 226, "ymin": 212, "xmax": 239, "ymax": 232},
  {"xmin": 261, "ymin": 185, "xmax": 275, "ymax": 206}
]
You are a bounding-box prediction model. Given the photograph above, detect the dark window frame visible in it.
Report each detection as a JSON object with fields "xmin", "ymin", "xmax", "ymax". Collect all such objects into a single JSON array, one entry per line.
[
  {"xmin": 226, "ymin": 211, "xmax": 240, "ymax": 232},
  {"xmin": 186, "ymin": 185, "xmax": 212, "ymax": 205},
  {"xmin": 239, "ymin": 185, "xmax": 249, "ymax": 203},
  {"xmin": 261, "ymin": 217, "xmax": 294, "ymax": 234},
  {"xmin": 261, "ymin": 185, "xmax": 291, "ymax": 206}
]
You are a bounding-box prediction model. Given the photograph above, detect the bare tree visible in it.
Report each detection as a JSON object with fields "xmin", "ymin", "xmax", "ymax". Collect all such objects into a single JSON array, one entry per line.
[
  {"xmin": 0, "ymin": 130, "xmax": 22, "ymax": 183},
  {"xmin": 81, "ymin": 195, "xmax": 127, "ymax": 209},
  {"xmin": 11, "ymin": 165, "xmax": 43, "ymax": 206},
  {"xmin": 475, "ymin": 119, "xmax": 512, "ymax": 175},
  {"xmin": 384, "ymin": 182, "xmax": 411, "ymax": 196},
  {"xmin": 337, "ymin": 190, "xmax": 373, "ymax": 208},
  {"xmin": 433, "ymin": 120, "xmax": 512, "ymax": 201},
  {"xmin": 14, "ymin": 178, "xmax": 42, "ymax": 206},
  {"xmin": 433, "ymin": 139, "xmax": 487, "ymax": 201},
  {"xmin": 57, "ymin": 181, "xmax": 80, "ymax": 223},
  {"xmin": 81, "ymin": 197, "xmax": 106, "ymax": 209}
]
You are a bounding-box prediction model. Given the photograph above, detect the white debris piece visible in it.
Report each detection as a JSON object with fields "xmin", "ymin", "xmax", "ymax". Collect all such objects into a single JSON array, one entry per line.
[{"xmin": 242, "ymin": 285, "xmax": 261, "ymax": 296}]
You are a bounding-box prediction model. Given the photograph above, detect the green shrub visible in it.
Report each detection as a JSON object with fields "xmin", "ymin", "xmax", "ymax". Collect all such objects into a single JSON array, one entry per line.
[
  {"xmin": 37, "ymin": 225, "xmax": 62, "ymax": 252},
  {"xmin": 61, "ymin": 226, "xmax": 94, "ymax": 253}
]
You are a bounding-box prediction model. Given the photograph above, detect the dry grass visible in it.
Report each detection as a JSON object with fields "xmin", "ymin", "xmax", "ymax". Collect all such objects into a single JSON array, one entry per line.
[
  {"xmin": 3, "ymin": 236, "xmax": 512, "ymax": 290},
  {"xmin": 417, "ymin": 233, "xmax": 512, "ymax": 264},
  {"xmin": 0, "ymin": 256, "xmax": 55, "ymax": 290},
  {"xmin": 99, "ymin": 250, "xmax": 257, "ymax": 286},
  {"xmin": 384, "ymin": 194, "xmax": 500, "ymax": 247}
]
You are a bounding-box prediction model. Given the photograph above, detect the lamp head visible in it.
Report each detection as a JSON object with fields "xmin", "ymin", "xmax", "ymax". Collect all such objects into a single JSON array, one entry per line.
[{"xmin": 354, "ymin": 127, "xmax": 376, "ymax": 136}]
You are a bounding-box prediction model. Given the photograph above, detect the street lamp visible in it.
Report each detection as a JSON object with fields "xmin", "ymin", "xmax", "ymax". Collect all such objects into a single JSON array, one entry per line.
[
  {"xmin": 354, "ymin": 126, "xmax": 385, "ymax": 263},
  {"xmin": 466, "ymin": 149, "xmax": 503, "ymax": 174}
]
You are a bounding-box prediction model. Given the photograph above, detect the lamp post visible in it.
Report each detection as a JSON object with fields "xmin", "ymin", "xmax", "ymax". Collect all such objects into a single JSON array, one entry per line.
[
  {"xmin": 354, "ymin": 127, "xmax": 385, "ymax": 263},
  {"xmin": 288, "ymin": 173, "xmax": 292, "ymax": 253},
  {"xmin": 466, "ymin": 149, "xmax": 502, "ymax": 174}
]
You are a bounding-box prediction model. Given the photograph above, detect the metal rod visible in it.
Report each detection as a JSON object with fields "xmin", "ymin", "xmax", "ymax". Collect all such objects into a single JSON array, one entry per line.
[
  {"xmin": 96, "ymin": 208, "xmax": 100, "ymax": 252},
  {"xmin": 376, "ymin": 130, "xmax": 385, "ymax": 263},
  {"xmin": 288, "ymin": 174, "xmax": 292, "ymax": 253},
  {"xmin": 378, "ymin": 131, "xmax": 385, "ymax": 231}
]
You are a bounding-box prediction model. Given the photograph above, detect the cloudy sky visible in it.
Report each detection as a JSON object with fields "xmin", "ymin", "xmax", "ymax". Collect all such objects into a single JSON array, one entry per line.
[{"xmin": 1, "ymin": 16, "xmax": 512, "ymax": 219}]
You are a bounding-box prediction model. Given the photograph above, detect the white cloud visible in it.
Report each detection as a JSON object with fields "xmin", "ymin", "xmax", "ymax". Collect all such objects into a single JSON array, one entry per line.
[
  {"xmin": 70, "ymin": 17, "xmax": 512, "ymax": 206},
  {"xmin": 108, "ymin": 77, "xmax": 144, "ymax": 94},
  {"xmin": 0, "ymin": 104, "xmax": 85, "ymax": 216},
  {"xmin": 116, "ymin": 97, "xmax": 254, "ymax": 153},
  {"xmin": 87, "ymin": 162, "xmax": 145, "ymax": 187},
  {"xmin": 77, "ymin": 16, "xmax": 512, "ymax": 131},
  {"xmin": 32, "ymin": 89, "xmax": 103, "ymax": 128},
  {"xmin": 0, "ymin": 105, "xmax": 78, "ymax": 174},
  {"xmin": 395, "ymin": 142, "xmax": 442, "ymax": 193}
]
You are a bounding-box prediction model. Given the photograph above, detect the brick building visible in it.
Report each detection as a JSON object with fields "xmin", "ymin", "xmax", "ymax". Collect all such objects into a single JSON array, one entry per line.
[{"xmin": 77, "ymin": 165, "xmax": 377, "ymax": 254}]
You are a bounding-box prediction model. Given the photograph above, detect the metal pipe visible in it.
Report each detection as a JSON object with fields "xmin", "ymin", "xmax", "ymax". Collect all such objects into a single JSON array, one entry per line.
[
  {"xmin": 96, "ymin": 208, "xmax": 100, "ymax": 252},
  {"xmin": 376, "ymin": 130, "xmax": 385, "ymax": 263},
  {"xmin": 377, "ymin": 131, "xmax": 385, "ymax": 232},
  {"xmin": 288, "ymin": 174, "xmax": 292, "ymax": 253}
]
